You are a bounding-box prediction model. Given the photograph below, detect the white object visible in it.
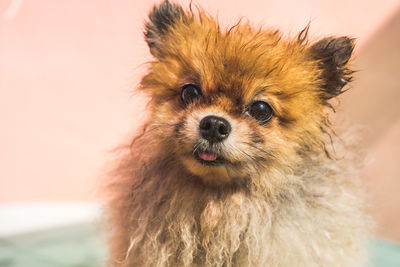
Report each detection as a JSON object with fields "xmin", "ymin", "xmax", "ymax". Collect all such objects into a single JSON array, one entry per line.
[{"xmin": 0, "ymin": 202, "xmax": 101, "ymax": 237}]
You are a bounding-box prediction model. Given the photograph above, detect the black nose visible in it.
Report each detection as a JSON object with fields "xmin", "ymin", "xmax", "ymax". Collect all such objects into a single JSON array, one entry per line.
[{"xmin": 199, "ymin": 115, "xmax": 231, "ymax": 142}]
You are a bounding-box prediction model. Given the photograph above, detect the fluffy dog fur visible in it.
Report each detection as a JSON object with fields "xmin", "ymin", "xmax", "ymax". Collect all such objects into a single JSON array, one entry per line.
[{"xmin": 107, "ymin": 1, "xmax": 368, "ymax": 266}]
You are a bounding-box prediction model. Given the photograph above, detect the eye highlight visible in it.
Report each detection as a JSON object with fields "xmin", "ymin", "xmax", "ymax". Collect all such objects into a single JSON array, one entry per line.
[
  {"xmin": 180, "ymin": 84, "xmax": 202, "ymax": 106},
  {"xmin": 247, "ymin": 100, "xmax": 274, "ymax": 124}
]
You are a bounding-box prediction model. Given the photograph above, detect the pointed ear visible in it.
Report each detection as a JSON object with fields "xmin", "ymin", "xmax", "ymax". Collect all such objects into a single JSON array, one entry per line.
[
  {"xmin": 144, "ymin": 0, "xmax": 187, "ymax": 58},
  {"xmin": 309, "ymin": 37, "xmax": 355, "ymax": 100}
]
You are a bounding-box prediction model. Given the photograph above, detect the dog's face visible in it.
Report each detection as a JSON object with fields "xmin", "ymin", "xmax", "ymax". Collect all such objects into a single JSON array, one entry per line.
[{"xmin": 140, "ymin": 1, "xmax": 354, "ymax": 186}]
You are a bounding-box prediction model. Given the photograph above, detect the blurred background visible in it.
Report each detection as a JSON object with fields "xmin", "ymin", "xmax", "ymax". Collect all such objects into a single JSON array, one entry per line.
[{"xmin": 0, "ymin": 0, "xmax": 399, "ymax": 266}]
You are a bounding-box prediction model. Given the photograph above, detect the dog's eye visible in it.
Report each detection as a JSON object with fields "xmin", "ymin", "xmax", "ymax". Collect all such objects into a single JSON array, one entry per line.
[
  {"xmin": 180, "ymin": 84, "xmax": 202, "ymax": 105},
  {"xmin": 247, "ymin": 101, "xmax": 274, "ymax": 123}
]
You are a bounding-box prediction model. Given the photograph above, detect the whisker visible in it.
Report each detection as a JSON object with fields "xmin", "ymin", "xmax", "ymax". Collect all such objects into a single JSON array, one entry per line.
[{"xmin": 192, "ymin": 142, "xmax": 201, "ymax": 155}]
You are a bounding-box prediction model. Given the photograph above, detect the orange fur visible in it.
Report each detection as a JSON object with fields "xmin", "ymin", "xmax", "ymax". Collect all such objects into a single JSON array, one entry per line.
[{"xmin": 106, "ymin": 1, "xmax": 368, "ymax": 266}]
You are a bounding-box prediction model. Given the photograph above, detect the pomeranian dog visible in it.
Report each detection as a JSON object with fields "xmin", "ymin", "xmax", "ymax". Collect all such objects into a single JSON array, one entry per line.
[{"xmin": 107, "ymin": 1, "xmax": 368, "ymax": 266}]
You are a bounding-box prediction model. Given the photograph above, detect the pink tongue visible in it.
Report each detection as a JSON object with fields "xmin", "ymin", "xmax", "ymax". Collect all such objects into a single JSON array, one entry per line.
[{"xmin": 198, "ymin": 151, "xmax": 218, "ymax": 161}]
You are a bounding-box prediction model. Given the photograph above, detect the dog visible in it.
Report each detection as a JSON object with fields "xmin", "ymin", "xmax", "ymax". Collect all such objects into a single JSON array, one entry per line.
[{"xmin": 107, "ymin": 1, "xmax": 368, "ymax": 266}]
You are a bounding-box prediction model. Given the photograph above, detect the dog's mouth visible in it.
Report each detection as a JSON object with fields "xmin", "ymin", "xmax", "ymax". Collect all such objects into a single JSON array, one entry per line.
[{"xmin": 194, "ymin": 149, "xmax": 226, "ymax": 166}]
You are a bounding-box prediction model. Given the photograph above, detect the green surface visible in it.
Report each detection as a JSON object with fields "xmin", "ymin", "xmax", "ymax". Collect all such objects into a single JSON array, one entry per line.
[
  {"xmin": 1, "ymin": 223, "xmax": 399, "ymax": 267},
  {"xmin": 369, "ymin": 238, "xmax": 400, "ymax": 267},
  {"xmin": 0, "ymin": 224, "xmax": 107, "ymax": 267}
]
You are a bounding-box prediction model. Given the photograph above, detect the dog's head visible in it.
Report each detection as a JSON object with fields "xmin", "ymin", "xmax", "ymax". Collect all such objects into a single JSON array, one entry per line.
[{"xmin": 139, "ymin": 0, "xmax": 354, "ymax": 186}]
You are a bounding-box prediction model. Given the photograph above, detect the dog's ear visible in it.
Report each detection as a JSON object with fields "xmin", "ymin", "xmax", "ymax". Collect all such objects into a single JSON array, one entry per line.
[
  {"xmin": 309, "ymin": 37, "xmax": 355, "ymax": 100},
  {"xmin": 144, "ymin": 0, "xmax": 187, "ymax": 58}
]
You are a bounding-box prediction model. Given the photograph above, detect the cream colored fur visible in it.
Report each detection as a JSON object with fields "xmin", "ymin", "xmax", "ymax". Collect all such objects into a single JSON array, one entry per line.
[{"xmin": 107, "ymin": 131, "xmax": 368, "ymax": 267}]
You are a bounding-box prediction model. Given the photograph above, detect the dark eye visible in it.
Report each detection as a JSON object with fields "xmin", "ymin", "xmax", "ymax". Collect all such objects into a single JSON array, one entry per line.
[
  {"xmin": 180, "ymin": 84, "xmax": 202, "ymax": 106},
  {"xmin": 247, "ymin": 100, "xmax": 274, "ymax": 123}
]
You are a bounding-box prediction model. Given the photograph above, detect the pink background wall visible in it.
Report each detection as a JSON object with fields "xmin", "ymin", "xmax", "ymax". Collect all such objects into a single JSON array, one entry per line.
[{"xmin": 1, "ymin": 0, "xmax": 399, "ymax": 208}]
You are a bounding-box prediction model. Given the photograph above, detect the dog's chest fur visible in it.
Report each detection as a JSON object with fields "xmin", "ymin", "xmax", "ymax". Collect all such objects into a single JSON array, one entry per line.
[{"xmin": 108, "ymin": 138, "xmax": 367, "ymax": 267}]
